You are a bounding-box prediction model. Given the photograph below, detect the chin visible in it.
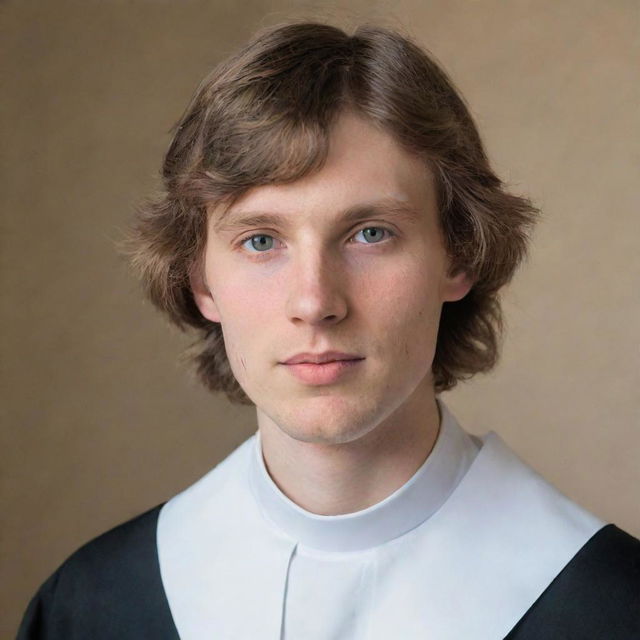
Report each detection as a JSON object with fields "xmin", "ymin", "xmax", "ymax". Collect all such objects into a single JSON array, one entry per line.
[
  {"xmin": 284, "ymin": 423, "xmax": 371, "ymax": 446},
  {"xmin": 276, "ymin": 397, "xmax": 382, "ymax": 446}
]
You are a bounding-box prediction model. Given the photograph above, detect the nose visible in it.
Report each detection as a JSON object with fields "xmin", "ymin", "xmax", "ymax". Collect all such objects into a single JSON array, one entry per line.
[{"xmin": 285, "ymin": 249, "xmax": 348, "ymax": 327}]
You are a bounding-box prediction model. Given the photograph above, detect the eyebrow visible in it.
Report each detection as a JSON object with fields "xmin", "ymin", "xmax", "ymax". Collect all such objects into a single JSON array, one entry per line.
[{"xmin": 212, "ymin": 198, "xmax": 423, "ymax": 233}]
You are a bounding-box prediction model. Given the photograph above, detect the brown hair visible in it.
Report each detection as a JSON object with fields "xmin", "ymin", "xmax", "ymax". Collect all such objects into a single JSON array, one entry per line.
[{"xmin": 124, "ymin": 21, "xmax": 538, "ymax": 405}]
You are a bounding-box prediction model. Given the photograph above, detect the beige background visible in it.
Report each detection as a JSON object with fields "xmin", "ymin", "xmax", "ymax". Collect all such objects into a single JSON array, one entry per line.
[{"xmin": 2, "ymin": 0, "xmax": 638, "ymax": 635}]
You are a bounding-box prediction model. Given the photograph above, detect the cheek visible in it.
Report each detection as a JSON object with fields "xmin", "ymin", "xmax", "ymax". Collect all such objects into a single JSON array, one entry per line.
[
  {"xmin": 360, "ymin": 257, "xmax": 443, "ymax": 324},
  {"xmin": 205, "ymin": 268, "xmax": 267, "ymax": 362},
  {"xmin": 209, "ymin": 258, "xmax": 281, "ymax": 327},
  {"xmin": 361, "ymin": 262, "xmax": 443, "ymax": 367}
]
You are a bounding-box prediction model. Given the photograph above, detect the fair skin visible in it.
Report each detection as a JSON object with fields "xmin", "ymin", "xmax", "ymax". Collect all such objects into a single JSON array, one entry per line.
[{"xmin": 191, "ymin": 111, "xmax": 471, "ymax": 516}]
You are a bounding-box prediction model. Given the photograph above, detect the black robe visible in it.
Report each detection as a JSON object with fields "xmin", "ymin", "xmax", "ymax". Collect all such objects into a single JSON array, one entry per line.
[{"xmin": 16, "ymin": 505, "xmax": 640, "ymax": 639}]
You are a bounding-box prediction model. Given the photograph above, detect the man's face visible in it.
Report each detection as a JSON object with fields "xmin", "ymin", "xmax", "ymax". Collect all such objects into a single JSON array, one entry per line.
[{"xmin": 192, "ymin": 111, "xmax": 470, "ymax": 446}]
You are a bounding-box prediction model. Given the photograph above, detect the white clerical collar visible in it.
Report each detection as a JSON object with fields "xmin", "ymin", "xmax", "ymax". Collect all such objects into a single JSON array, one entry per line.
[
  {"xmin": 248, "ymin": 399, "xmax": 480, "ymax": 552},
  {"xmin": 158, "ymin": 401, "xmax": 606, "ymax": 639}
]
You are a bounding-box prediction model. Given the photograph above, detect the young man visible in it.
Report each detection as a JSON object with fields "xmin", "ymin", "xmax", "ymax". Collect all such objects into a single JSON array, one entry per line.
[{"xmin": 18, "ymin": 21, "xmax": 639, "ymax": 640}]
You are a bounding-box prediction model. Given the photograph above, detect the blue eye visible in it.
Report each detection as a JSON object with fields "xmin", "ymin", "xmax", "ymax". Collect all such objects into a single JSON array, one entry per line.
[
  {"xmin": 353, "ymin": 227, "xmax": 390, "ymax": 244},
  {"xmin": 240, "ymin": 226, "xmax": 392, "ymax": 256},
  {"xmin": 242, "ymin": 235, "xmax": 275, "ymax": 252}
]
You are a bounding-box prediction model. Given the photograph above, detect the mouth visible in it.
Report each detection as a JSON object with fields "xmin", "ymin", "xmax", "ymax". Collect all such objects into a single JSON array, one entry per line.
[
  {"xmin": 281, "ymin": 358, "xmax": 364, "ymax": 385},
  {"xmin": 282, "ymin": 351, "xmax": 363, "ymax": 365}
]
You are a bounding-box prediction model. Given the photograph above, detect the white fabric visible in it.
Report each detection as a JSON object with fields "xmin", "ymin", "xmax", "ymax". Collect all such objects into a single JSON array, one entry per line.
[
  {"xmin": 283, "ymin": 547, "xmax": 375, "ymax": 639},
  {"xmin": 157, "ymin": 401, "xmax": 605, "ymax": 639},
  {"xmin": 250, "ymin": 400, "xmax": 480, "ymax": 552}
]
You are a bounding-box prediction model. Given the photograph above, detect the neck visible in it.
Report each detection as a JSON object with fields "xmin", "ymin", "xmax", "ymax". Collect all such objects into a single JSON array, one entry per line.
[{"xmin": 257, "ymin": 383, "xmax": 441, "ymax": 516}]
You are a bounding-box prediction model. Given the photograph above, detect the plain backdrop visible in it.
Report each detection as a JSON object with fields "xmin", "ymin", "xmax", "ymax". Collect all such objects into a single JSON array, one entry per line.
[{"xmin": 2, "ymin": 0, "xmax": 638, "ymax": 635}]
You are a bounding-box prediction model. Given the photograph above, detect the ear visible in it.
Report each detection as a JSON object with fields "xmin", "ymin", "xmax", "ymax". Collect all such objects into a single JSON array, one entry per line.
[
  {"xmin": 442, "ymin": 268, "xmax": 473, "ymax": 303},
  {"xmin": 189, "ymin": 262, "xmax": 222, "ymax": 323}
]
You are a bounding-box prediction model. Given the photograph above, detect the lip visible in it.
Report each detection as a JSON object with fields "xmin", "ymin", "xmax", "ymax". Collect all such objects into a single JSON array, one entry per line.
[
  {"xmin": 282, "ymin": 359, "xmax": 364, "ymax": 385},
  {"xmin": 282, "ymin": 351, "xmax": 363, "ymax": 365}
]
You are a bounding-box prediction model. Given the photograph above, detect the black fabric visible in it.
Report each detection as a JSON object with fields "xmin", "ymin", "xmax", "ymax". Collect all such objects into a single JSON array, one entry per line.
[
  {"xmin": 505, "ymin": 524, "xmax": 640, "ymax": 639},
  {"xmin": 16, "ymin": 504, "xmax": 179, "ymax": 640},
  {"xmin": 17, "ymin": 507, "xmax": 640, "ymax": 639}
]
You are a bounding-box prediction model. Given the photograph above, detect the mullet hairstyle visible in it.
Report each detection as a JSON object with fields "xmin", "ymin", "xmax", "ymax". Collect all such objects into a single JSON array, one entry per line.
[{"xmin": 124, "ymin": 21, "xmax": 539, "ymax": 405}]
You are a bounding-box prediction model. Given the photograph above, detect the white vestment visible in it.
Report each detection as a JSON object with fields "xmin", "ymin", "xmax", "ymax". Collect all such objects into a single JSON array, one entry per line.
[{"xmin": 157, "ymin": 400, "xmax": 604, "ymax": 640}]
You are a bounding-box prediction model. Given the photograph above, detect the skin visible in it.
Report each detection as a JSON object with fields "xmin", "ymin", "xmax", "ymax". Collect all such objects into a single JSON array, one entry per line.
[{"xmin": 191, "ymin": 111, "xmax": 471, "ymax": 516}]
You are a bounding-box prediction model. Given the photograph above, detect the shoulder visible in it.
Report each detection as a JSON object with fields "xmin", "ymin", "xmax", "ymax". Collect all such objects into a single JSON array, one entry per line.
[
  {"xmin": 506, "ymin": 524, "xmax": 640, "ymax": 639},
  {"xmin": 17, "ymin": 505, "xmax": 179, "ymax": 640},
  {"xmin": 46, "ymin": 504, "xmax": 164, "ymax": 602},
  {"xmin": 572, "ymin": 525, "xmax": 640, "ymax": 596}
]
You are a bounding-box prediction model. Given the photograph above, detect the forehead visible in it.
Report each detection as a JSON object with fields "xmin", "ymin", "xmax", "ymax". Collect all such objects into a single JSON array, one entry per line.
[{"xmin": 210, "ymin": 111, "xmax": 437, "ymax": 232}]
